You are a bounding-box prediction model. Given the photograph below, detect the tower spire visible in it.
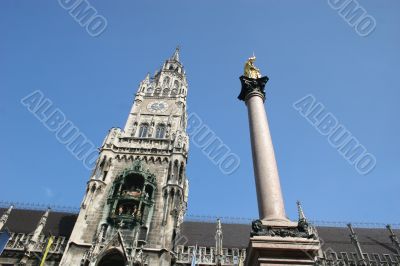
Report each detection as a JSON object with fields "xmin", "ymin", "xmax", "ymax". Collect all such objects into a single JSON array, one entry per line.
[
  {"xmin": 0, "ymin": 205, "xmax": 13, "ymax": 231},
  {"xmin": 215, "ymin": 219, "xmax": 223, "ymax": 265},
  {"xmin": 347, "ymin": 223, "xmax": 366, "ymax": 264},
  {"xmin": 21, "ymin": 208, "xmax": 51, "ymax": 264},
  {"xmin": 296, "ymin": 200, "xmax": 307, "ymax": 222},
  {"xmin": 171, "ymin": 46, "xmax": 180, "ymax": 62},
  {"xmin": 386, "ymin": 224, "xmax": 400, "ymax": 255}
]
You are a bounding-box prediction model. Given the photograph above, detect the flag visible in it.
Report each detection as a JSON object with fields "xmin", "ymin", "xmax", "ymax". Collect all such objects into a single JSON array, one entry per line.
[
  {"xmin": 0, "ymin": 230, "xmax": 11, "ymax": 256},
  {"xmin": 39, "ymin": 235, "xmax": 54, "ymax": 266},
  {"xmin": 191, "ymin": 245, "xmax": 197, "ymax": 266}
]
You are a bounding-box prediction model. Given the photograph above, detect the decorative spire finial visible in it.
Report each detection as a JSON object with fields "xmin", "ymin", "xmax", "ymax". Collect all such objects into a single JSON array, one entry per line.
[
  {"xmin": 217, "ymin": 218, "xmax": 222, "ymax": 231},
  {"xmin": 171, "ymin": 46, "xmax": 180, "ymax": 62},
  {"xmin": 347, "ymin": 223, "xmax": 366, "ymax": 263},
  {"xmin": 0, "ymin": 205, "xmax": 14, "ymax": 231},
  {"xmin": 215, "ymin": 218, "xmax": 223, "ymax": 261},
  {"xmin": 296, "ymin": 200, "xmax": 307, "ymax": 222},
  {"xmin": 386, "ymin": 224, "xmax": 400, "ymax": 255}
]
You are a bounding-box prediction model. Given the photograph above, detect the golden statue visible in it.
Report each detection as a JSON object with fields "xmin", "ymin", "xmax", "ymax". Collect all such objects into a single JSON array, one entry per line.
[{"xmin": 244, "ymin": 55, "xmax": 261, "ymax": 79}]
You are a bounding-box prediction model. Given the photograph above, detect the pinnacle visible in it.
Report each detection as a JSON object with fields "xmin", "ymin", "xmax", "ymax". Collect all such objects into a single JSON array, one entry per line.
[{"xmin": 171, "ymin": 46, "xmax": 180, "ymax": 62}]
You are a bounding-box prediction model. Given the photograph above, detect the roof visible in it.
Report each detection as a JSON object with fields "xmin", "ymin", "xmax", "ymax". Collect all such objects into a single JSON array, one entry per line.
[
  {"xmin": 1, "ymin": 208, "xmax": 399, "ymax": 255},
  {"xmin": 181, "ymin": 221, "xmax": 400, "ymax": 255},
  {"xmin": 0, "ymin": 208, "xmax": 77, "ymax": 237}
]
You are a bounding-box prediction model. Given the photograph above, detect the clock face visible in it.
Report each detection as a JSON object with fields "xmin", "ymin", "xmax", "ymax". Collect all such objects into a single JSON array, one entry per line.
[{"xmin": 147, "ymin": 101, "xmax": 169, "ymax": 113}]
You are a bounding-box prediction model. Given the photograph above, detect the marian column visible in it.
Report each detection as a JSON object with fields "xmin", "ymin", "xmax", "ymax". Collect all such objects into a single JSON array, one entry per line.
[
  {"xmin": 238, "ymin": 56, "xmax": 287, "ymax": 222},
  {"xmin": 238, "ymin": 56, "xmax": 320, "ymax": 266}
]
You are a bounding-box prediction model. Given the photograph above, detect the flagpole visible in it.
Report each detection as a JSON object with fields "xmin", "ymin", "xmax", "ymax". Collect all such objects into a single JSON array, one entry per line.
[{"xmin": 40, "ymin": 235, "xmax": 54, "ymax": 266}]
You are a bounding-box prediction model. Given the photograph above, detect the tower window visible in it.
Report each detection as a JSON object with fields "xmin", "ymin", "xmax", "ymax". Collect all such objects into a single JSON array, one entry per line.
[
  {"xmin": 138, "ymin": 123, "xmax": 149, "ymax": 138},
  {"xmin": 174, "ymin": 80, "xmax": 180, "ymax": 90},
  {"xmin": 163, "ymin": 88, "xmax": 170, "ymax": 96},
  {"xmin": 155, "ymin": 124, "xmax": 166, "ymax": 139},
  {"xmin": 162, "ymin": 76, "xmax": 170, "ymax": 87}
]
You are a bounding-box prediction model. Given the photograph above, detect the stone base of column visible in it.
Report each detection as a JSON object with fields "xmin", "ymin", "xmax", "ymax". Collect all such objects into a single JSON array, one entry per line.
[
  {"xmin": 245, "ymin": 219, "xmax": 321, "ymax": 266},
  {"xmin": 260, "ymin": 220, "xmax": 298, "ymax": 227},
  {"xmin": 245, "ymin": 234, "xmax": 320, "ymax": 266}
]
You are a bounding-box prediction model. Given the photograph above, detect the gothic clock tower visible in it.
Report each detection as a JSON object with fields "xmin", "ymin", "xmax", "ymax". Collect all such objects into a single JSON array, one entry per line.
[{"xmin": 60, "ymin": 48, "xmax": 189, "ymax": 266}]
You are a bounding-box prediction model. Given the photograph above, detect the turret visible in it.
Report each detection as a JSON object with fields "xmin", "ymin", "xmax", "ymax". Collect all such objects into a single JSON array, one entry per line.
[
  {"xmin": 215, "ymin": 218, "xmax": 223, "ymax": 265},
  {"xmin": 20, "ymin": 208, "xmax": 50, "ymax": 264},
  {"xmin": 0, "ymin": 205, "xmax": 13, "ymax": 231},
  {"xmin": 296, "ymin": 201, "xmax": 307, "ymax": 222},
  {"xmin": 386, "ymin": 224, "xmax": 400, "ymax": 255},
  {"xmin": 347, "ymin": 223, "xmax": 366, "ymax": 265}
]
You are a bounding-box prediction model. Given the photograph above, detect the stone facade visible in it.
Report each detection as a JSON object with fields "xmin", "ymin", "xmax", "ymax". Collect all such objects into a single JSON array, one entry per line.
[{"xmin": 60, "ymin": 48, "xmax": 190, "ymax": 266}]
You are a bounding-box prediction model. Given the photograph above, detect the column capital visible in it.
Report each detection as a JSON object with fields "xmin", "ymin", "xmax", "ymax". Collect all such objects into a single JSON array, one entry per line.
[{"xmin": 238, "ymin": 75, "xmax": 269, "ymax": 102}]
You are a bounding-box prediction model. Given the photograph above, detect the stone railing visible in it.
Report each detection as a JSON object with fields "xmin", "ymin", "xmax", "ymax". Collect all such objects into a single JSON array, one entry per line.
[
  {"xmin": 175, "ymin": 245, "xmax": 246, "ymax": 265},
  {"xmin": 5, "ymin": 232, "xmax": 66, "ymax": 254},
  {"xmin": 116, "ymin": 137, "xmax": 171, "ymax": 151},
  {"xmin": 322, "ymin": 250, "xmax": 400, "ymax": 265}
]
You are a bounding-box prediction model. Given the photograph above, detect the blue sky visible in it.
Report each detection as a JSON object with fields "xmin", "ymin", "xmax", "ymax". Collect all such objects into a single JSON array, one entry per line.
[{"xmin": 1, "ymin": 0, "xmax": 399, "ymax": 224}]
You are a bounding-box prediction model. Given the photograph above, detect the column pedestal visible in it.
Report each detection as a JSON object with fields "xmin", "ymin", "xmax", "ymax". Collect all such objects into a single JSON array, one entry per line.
[{"xmin": 246, "ymin": 236, "xmax": 320, "ymax": 266}]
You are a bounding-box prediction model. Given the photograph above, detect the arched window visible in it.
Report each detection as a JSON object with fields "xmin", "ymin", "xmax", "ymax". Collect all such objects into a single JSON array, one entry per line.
[
  {"xmin": 162, "ymin": 88, "xmax": 169, "ymax": 96},
  {"xmin": 174, "ymin": 80, "xmax": 180, "ymax": 90},
  {"xmin": 155, "ymin": 124, "xmax": 166, "ymax": 139},
  {"xmin": 162, "ymin": 76, "xmax": 170, "ymax": 87},
  {"xmin": 138, "ymin": 123, "xmax": 149, "ymax": 138},
  {"xmin": 173, "ymin": 160, "xmax": 179, "ymax": 179},
  {"xmin": 167, "ymin": 161, "xmax": 172, "ymax": 183},
  {"xmin": 178, "ymin": 162, "xmax": 184, "ymax": 184}
]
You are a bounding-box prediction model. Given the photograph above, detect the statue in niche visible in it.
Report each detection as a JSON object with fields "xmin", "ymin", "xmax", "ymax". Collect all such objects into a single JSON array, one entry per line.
[
  {"xmin": 131, "ymin": 205, "xmax": 137, "ymax": 216},
  {"xmin": 132, "ymin": 122, "xmax": 138, "ymax": 136},
  {"xmin": 177, "ymin": 136, "xmax": 182, "ymax": 148}
]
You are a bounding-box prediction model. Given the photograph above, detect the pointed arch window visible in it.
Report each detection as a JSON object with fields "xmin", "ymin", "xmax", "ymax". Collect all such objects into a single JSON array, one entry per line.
[
  {"xmin": 162, "ymin": 88, "xmax": 170, "ymax": 96},
  {"xmin": 155, "ymin": 124, "xmax": 166, "ymax": 139},
  {"xmin": 178, "ymin": 162, "xmax": 184, "ymax": 184},
  {"xmin": 173, "ymin": 160, "xmax": 179, "ymax": 179},
  {"xmin": 162, "ymin": 76, "xmax": 170, "ymax": 87},
  {"xmin": 174, "ymin": 80, "xmax": 180, "ymax": 90},
  {"xmin": 138, "ymin": 123, "xmax": 149, "ymax": 138},
  {"xmin": 146, "ymin": 87, "xmax": 154, "ymax": 95}
]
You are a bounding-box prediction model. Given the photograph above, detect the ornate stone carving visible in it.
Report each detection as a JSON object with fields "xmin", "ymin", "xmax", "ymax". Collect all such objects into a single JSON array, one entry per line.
[
  {"xmin": 251, "ymin": 219, "xmax": 317, "ymax": 239},
  {"xmin": 238, "ymin": 75, "xmax": 269, "ymax": 102}
]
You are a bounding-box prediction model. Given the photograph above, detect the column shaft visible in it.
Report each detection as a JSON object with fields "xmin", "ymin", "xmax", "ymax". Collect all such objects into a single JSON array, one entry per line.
[{"xmin": 246, "ymin": 93, "xmax": 287, "ymax": 221}]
